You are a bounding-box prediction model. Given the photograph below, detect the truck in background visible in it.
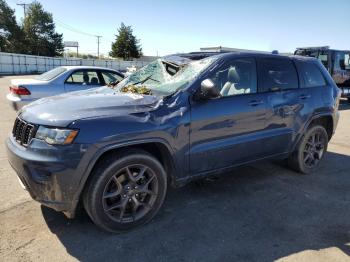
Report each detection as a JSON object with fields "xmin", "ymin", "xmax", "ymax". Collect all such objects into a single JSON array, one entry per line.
[{"xmin": 295, "ymin": 46, "xmax": 350, "ymax": 102}]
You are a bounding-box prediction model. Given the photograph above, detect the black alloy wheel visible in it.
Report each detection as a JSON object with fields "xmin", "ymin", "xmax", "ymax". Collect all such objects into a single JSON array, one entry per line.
[
  {"xmin": 102, "ymin": 164, "xmax": 158, "ymax": 223},
  {"xmin": 288, "ymin": 125, "xmax": 328, "ymax": 174},
  {"xmin": 302, "ymin": 130, "xmax": 326, "ymax": 168},
  {"xmin": 83, "ymin": 150, "xmax": 167, "ymax": 232}
]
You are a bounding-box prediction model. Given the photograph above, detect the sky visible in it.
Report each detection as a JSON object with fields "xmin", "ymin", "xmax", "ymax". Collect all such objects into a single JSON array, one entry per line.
[{"xmin": 5, "ymin": 0, "xmax": 350, "ymax": 57}]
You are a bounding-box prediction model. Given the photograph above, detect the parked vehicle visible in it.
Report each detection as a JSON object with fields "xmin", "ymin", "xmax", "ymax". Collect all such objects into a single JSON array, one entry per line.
[
  {"xmin": 295, "ymin": 46, "xmax": 350, "ymax": 102},
  {"xmin": 6, "ymin": 52, "xmax": 340, "ymax": 232},
  {"xmin": 6, "ymin": 66, "xmax": 124, "ymax": 110}
]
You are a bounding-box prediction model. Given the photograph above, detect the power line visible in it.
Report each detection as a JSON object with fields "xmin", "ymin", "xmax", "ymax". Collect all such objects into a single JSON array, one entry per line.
[
  {"xmin": 16, "ymin": 2, "xmax": 30, "ymax": 17},
  {"xmin": 11, "ymin": 1, "xmax": 114, "ymax": 56},
  {"xmin": 54, "ymin": 18, "xmax": 96, "ymax": 37},
  {"xmin": 54, "ymin": 19, "xmax": 110, "ymax": 58}
]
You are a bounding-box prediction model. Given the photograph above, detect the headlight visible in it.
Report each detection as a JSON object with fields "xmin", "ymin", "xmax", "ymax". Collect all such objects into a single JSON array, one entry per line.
[{"xmin": 35, "ymin": 126, "xmax": 78, "ymax": 145}]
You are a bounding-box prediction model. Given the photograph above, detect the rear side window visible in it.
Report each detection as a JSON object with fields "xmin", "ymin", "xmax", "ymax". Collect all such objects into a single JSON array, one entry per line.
[
  {"xmin": 257, "ymin": 58, "xmax": 298, "ymax": 92},
  {"xmin": 296, "ymin": 61, "xmax": 326, "ymax": 88}
]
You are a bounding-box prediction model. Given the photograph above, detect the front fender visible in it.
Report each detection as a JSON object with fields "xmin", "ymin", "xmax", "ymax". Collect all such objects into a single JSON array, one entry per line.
[{"xmin": 68, "ymin": 138, "xmax": 178, "ymax": 217}]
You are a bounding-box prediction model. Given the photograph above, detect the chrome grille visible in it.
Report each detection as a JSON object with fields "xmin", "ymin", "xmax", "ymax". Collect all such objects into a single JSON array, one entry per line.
[{"xmin": 12, "ymin": 117, "xmax": 36, "ymax": 146}]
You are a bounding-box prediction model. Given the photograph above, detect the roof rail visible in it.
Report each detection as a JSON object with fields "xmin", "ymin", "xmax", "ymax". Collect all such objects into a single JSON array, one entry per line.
[{"xmin": 296, "ymin": 46, "xmax": 330, "ymax": 50}]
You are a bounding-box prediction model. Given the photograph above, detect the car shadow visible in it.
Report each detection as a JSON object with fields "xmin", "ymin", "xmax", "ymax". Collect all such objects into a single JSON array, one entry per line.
[{"xmin": 42, "ymin": 151, "xmax": 350, "ymax": 262}]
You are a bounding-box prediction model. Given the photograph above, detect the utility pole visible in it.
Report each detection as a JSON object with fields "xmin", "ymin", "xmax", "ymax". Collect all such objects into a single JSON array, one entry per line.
[
  {"xmin": 17, "ymin": 2, "xmax": 30, "ymax": 18},
  {"xmin": 96, "ymin": 35, "xmax": 102, "ymax": 59}
]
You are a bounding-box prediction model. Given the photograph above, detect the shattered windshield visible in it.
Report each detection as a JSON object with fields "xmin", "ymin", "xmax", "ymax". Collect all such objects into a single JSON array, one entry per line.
[{"xmin": 114, "ymin": 56, "xmax": 217, "ymax": 96}]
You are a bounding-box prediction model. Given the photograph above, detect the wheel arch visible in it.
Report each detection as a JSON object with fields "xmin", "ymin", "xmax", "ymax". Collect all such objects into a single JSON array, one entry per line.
[
  {"xmin": 307, "ymin": 114, "xmax": 334, "ymax": 140},
  {"xmin": 291, "ymin": 113, "xmax": 334, "ymax": 153},
  {"xmin": 92, "ymin": 141, "xmax": 176, "ymax": 182},
  {"xmin": 70, "ymin": 139, "xmax": 177, "ymax": 217}
]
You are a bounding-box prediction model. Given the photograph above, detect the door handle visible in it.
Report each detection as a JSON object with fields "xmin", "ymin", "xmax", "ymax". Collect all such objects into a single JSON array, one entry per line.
[
  {"xmin": 299, "ymin": 94, "xmax": 311, "ymax": 100},
  {"xmin": 248, "ymin": 100, "xmax": 264, "ymax": 106}
]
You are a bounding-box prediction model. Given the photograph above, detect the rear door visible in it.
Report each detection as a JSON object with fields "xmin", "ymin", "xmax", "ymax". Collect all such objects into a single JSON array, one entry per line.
[
  {"xmin": 294, "ymin": 59, "xmax": 329, "ymax": 118},
  {"xmin": 189, "ymin": 57, "xmax": 267, "ymax": 174},
  {"xmin": 64, "ymin": 70, "xmax": 103, "ymax": 92},
  {"xmin": 257, "ymin": 57, "xmax": 302, "ymax": 156}
]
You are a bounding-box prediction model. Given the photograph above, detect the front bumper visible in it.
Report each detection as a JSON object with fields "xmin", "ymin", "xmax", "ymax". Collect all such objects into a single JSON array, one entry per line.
[{"xmin": 6, "ymin": 136, "xmax": 90, "ymax": 217}]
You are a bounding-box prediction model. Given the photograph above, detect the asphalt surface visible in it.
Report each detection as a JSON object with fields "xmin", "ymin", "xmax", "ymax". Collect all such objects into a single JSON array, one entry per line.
[{"xmin": 1, "ymin": 75, "xmax": 350, "ymax": 262}]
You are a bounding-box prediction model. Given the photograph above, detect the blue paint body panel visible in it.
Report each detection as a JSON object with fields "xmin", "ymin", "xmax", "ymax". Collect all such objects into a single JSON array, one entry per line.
[{"xmin": 6, "ymin": 52, "xmax": 341, "ymax": 217}]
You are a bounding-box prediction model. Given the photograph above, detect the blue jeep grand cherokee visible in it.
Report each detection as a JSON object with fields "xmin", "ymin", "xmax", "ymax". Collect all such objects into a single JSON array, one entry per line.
[{"xmin": 6, "ymin": 52, "xmax": 340, "ymax": 232}]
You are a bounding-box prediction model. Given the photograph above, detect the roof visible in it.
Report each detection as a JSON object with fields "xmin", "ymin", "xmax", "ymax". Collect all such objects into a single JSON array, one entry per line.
[
  {"xmin": 61, "ymin": 65, "xmax": 121, "ymax": 71},
  {"xmin": 161, "ymin": 52, "xmax": 224, "ymax": 66},
  {"xmin": 200, "ymin": 46, "xmax": 267, "ymax": 53},
  {"xmin": 175, "ymin": 52, "xmax": 226, "ymax": 60},
  {"xmin": 296, "ymin": 46, "xmax": 330, "ymax": 50},
  {"xmin": 164, "ymin": 51, "xmax": 318, "ymax": 65},
  {"xmin": 296, "ymin": 46, "xmax": 350, "ymax": 52}
]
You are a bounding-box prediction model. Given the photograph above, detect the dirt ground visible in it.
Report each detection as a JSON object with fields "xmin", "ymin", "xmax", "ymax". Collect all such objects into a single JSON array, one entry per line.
[{"xmin": 0, "ymin": 75, "xmax": 350, "ymax": 262}]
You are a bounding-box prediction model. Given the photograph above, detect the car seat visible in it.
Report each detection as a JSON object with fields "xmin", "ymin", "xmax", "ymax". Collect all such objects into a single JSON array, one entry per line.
[
  {"xmin": 90, "ymin": 77, "xmax": 99, "ymax": 85},
  {"xmin": 83, "ymin": 73, "xmax": 89, "ymax": 84},
  {"xmin": 220, "ymin": 67, "xmax": 241, "ymax": 96}
]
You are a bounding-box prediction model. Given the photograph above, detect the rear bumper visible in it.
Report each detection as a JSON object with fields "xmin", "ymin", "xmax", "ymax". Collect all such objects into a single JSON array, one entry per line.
[
  {"xmin": 6, "ymin": 93, "xmax": 32, "ymax": 111},
  {"xmin": 6, "ymin": 136, "xmax": 90, "ymax": 217}
]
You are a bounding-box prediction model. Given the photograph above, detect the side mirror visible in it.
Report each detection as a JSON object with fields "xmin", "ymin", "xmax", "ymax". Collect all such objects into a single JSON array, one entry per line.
[{"xmin": 195, "ymin": 79, "xmax": 221, "ymax": 100}]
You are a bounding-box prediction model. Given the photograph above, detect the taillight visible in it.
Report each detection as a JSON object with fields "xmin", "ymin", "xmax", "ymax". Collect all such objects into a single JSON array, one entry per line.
[{"xmin": 9, "ymin": 86, "xmax": 31, "ymax": 95}]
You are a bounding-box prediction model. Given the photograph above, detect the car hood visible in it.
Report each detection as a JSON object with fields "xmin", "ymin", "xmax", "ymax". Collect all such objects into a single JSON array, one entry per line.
[
  {"xmin": 11, "ymin": 78, "xmax": 47, "ymax": 86},
  {"xmin": 19, "ymin": 88, "xmax": 162, "ymax": 127}
]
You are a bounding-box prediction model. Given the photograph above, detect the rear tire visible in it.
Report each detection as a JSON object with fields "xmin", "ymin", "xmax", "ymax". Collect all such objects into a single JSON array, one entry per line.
[
  {"xmin": 83, "ymin": 149, "xmax": 167, "ymax": 233},
  {"xmin": 288, "ymin": 125, "xmax": 328, "ymax": 174}
]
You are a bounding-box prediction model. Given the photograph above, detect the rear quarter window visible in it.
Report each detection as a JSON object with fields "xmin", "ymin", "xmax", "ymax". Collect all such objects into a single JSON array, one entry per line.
[{"xmin": 295, "ymin": 61, "xmax": 327, "ymax": 88}]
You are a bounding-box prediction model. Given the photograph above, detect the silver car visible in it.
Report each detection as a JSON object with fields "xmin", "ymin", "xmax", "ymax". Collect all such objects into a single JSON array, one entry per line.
[{"xmin": 6, "ymin": 66, "xmax": 124, "ymax": 110}]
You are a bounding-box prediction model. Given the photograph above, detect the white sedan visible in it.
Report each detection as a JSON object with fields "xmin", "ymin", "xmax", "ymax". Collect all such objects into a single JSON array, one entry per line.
[{"xmin": 6, "ymin": 66, "xmax": 124, "ymax": 110}]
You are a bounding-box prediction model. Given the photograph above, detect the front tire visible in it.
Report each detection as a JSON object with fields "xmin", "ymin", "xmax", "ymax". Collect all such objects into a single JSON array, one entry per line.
[
  {"xmin": 83, "ymin": 150, "xmax": 167, "ymax": 233},
  {"xmin": 288, "ymin": 125, "xmax": 328, "ymax": 174}
]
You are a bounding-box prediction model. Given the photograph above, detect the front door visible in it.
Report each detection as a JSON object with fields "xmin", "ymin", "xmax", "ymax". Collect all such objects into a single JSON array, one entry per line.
[{"xmin": 189, "ymin": 57, "xmax": 267, "ymax": 174}]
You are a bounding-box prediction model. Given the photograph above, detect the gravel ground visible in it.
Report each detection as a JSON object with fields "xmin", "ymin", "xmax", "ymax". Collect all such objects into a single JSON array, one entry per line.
[{"xmin": 0, "ymin": 75, "xmax": 350, "ymax": 262}]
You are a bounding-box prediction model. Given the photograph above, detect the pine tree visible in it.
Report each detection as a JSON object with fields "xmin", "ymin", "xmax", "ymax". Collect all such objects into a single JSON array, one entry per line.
[
  {"xmin": 23, "ymin": 1, "xmax": 63, "ymax": 56},
  {"xmin": 0, "ymin": 0, "xmax": 26, "ymax": 53},
  {"xmin": 110, "ymin": 23, "xmax": 142, "ymax": 60}
]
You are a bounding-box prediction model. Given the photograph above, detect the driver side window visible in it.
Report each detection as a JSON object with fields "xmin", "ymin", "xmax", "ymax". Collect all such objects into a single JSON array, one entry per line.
[{"xmin": 209, "ymin": 58, "xmax": 257, "ymax": 97}]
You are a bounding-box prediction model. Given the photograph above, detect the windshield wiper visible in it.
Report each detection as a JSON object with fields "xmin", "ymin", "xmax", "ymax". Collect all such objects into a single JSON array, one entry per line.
[{"xmin": 131, "ymin": 74, "xmax": 160, "ymax": 85}]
